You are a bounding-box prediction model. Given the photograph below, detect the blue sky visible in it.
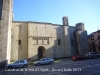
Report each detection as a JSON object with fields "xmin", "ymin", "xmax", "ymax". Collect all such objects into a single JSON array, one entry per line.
[{"xmin": 13, "ymin": 0, "xmax": 100, "ymax": 34}]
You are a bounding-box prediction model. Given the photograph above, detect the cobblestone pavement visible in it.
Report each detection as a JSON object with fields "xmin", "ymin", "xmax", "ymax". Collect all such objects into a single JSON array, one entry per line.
[{"xmin": 0, "ymin": 58, "xmax": 100, "ymax": 75}]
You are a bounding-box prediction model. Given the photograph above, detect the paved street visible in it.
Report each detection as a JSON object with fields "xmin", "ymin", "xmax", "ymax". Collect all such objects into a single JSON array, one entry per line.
[{"xmin": 0, "ymin": 58, "xmax": 100, "ymax": 75}]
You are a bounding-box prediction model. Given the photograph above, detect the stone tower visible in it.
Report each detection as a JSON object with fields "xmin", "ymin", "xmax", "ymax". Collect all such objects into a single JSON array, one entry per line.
[
  {"xmin": 62, "ymin": 16, "xmax": 69, "ymax": 26},
  {"xmin": 76, "ymin": 23, "xmax": 84, "ymax": 31},
  {"xmin": 75, "ymin": 23, "xmax": 89, "ymax": 55},
  {"xmin": 62, "ymin": 16, "xmax": 72, "ymax": 57},
  {"xmin": 0, "ymin": 0, "xmax": 13, "ymax": 67}
]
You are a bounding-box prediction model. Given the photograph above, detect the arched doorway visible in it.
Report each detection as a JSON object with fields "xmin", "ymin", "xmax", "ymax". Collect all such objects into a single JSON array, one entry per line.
[{"xmin": 38, "ymin": 46, "xmax": 46, "ymax": 59}]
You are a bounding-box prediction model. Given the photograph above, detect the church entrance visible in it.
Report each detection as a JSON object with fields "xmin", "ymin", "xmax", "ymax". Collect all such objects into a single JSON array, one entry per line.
[{"xmin": 38, "ymin": 46, "xmax": 46, "ymax": 59}]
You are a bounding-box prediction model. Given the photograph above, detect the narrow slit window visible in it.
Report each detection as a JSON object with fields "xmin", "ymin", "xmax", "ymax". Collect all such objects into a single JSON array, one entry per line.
[
  {"xmin": 20, "ymin": 25, "xmax": 21, "ymax": 29},
  {"xmin": 47, "ymin": 39, "xmax": 49, "ymax": 44},
  {"xmin": 18, "ymin": 40, "xmax": 21, "ymax": 45},
  {"xmin": 58, "ymin": 39, "xmax": 61, "ymax": 45}
]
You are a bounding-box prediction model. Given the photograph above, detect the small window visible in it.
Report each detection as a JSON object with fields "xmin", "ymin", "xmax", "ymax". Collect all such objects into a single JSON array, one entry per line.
[
  {"xmin": 98, "ymin": 35, "xmax": 100, "ymax": 40},
  {"xmin": 46, "ymin": 58, "xmax": 50, "ymax": 60},
  {"xmin": 20, "ymin": 60, "xmax": 24, "ymax": 63},
  {"xmin": 18, "ymin": 40, "xmax": 21, "ymax": 45},
  {"xmin": 99, "ymin": 41, "xmax": 100, "ymax": 45},
  {"xmin": 58, "ymin": 39, "xmax": 61, "ymax": 45},
  {"xmin": 40, "ymin": 58, "xmax": 45, "ymax": 61},
  {"xmin": 91, "ymin": 36, "xmax": 94, "ymax": 40},
  {"xmin": 14, "ymin": 61, "xmax": 19, "ymax": 64}
]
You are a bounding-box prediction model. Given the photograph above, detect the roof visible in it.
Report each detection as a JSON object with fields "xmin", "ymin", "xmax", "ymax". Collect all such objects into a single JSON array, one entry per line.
[
  {"xmin": 88, "ymin": 30, "xmax": 100, "ymax": 36},
  {"xmin": 12, "ymin": 21, "xmax": 63, "ymax": 26},
  {"xmin": 88, "ymin": 33, "xmax": 93, "ymax": 37}
]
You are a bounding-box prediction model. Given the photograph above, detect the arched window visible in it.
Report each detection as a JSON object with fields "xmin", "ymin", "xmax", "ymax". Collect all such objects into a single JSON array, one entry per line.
[{"xmin": 58, "ymin": 39, "xmax": 61, "ymax": 45}]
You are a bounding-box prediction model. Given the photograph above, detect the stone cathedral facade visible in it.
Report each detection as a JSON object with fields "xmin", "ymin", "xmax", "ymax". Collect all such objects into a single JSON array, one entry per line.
[{"xmin": 0, "ymin": 0, "xmax": 89, "ymax": 67}]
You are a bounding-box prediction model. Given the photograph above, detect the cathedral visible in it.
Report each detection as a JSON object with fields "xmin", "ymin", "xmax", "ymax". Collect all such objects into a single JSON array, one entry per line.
[{"xmin": 0, "ymin": 0, "xmax": 89, "ymax": 67}]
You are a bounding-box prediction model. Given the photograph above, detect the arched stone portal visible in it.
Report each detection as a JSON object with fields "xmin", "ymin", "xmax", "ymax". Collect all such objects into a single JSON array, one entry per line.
[{"xmin": 38, "ymin": 46, "xmax": 46, "ymax": 59}]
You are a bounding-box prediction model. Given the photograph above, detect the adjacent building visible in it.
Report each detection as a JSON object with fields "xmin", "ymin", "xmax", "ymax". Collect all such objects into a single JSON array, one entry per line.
[{"xmin": 88, "ymin": 30, "xmax": 100, "ymax": 53}]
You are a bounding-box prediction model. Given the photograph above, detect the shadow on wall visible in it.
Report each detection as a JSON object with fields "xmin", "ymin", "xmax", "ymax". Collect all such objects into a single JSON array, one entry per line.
[
  {"xmin": 75, "ymin": 30, "xmax": 89, "ymax": 55},
  {"xmin": 73, "ymin": 30, "xmax": 78, "ymax": 55},
  {"xmin": 0, "ymin": 60, "xmax": 8, "ymax": 68}
]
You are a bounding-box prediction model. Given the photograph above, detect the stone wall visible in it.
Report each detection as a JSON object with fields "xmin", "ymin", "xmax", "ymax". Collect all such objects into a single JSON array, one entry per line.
[
  {"xmin": 76, "ymin": 30, "xmax": 89, "ymax": 55},
  {"xmin": 28, "ymin": 22, "xmax": 66, "ymax": 60},
  {"xmin": 11, "ymin": 20, "xmax": 90, "ymax": 60},
  {"xmin": 64, "ymin": 26, "xmax": 72, "ymax": 57},
  {"xmin": 11, "ymin": 21, "xmax": 70, "ymax": 61},
  {"xmin": 10, "ymin": 21, "xmax": 90, "ymax": 61},
  {"xmin": 69, "ymin": 26, "xmax": 77, "ymax": 55},
  {"xmin": 11, "ymin": 21, "xmax": 28, "ymax": 61}
]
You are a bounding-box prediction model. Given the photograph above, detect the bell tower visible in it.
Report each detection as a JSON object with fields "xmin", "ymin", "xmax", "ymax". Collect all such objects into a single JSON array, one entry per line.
[{"xmin": 0, "ymin": 0, "xmax": 13, "ymax": 67}]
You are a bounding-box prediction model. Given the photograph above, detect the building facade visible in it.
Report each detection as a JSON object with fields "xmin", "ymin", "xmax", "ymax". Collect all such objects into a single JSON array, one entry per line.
[
  {"xmin": 0, "ymin": 0, "xmax": 89, "ymax": 67},
  {"xmin": 88, "ymin": 30, "xmax": 100, "ymax": 53}
]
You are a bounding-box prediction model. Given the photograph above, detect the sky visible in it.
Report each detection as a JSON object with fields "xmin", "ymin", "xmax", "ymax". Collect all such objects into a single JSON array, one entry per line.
[{"xmin": 13, "ymin": 0, "xmax": 100, "ymax": 34}]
